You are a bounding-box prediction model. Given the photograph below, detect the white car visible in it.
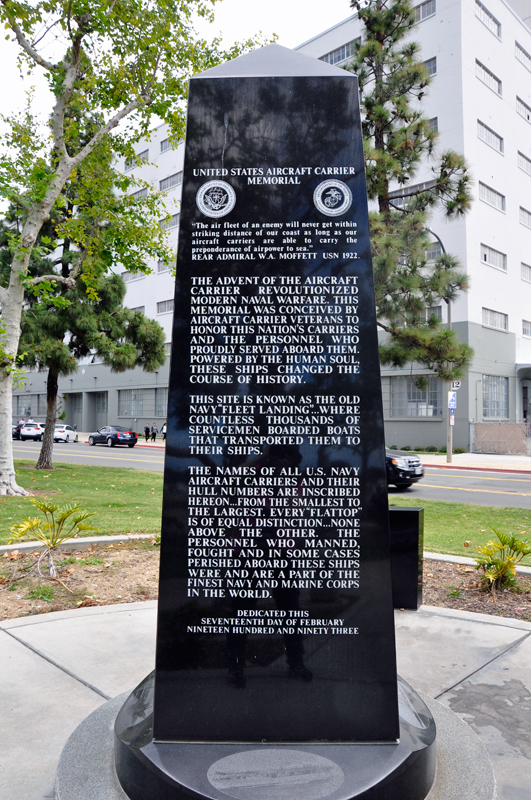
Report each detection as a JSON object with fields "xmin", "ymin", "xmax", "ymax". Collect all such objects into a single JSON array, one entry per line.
[
  {"xmin": 54, "ymin": 424, "xmax": 78, "ymax": 443},
  {"xmin": 20, "ymin": 423, "xmax": 46, "ymax": 441}
]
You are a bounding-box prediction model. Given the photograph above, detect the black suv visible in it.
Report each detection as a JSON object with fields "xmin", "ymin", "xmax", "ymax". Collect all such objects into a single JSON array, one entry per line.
[{"xmin": 385, "ymin": 449, "xmax": 424, "ymax": 490}]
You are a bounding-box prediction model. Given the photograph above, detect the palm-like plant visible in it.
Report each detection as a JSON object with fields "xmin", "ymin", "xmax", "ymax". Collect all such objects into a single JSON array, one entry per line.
[
  {"xmin": 9, "ymin": 499, "xmax": 97, "ymax": 578},
  {"xmin": 475, "ymin": 528, "xmax": 531, "ymax": 595}
]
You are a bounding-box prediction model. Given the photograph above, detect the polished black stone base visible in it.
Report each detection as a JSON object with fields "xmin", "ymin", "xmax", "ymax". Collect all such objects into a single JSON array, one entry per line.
[{"xmin": 114, "ymin": 672, "xmax": 436, "ymax": 800}]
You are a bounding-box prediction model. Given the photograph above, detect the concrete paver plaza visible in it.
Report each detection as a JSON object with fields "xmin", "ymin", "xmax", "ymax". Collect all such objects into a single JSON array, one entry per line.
[{"xmin": 1, "ymin": 601, "xmax": 530, "ymax": 800}]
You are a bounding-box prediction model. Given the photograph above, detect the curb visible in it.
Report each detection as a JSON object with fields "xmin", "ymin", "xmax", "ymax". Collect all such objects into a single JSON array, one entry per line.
[
  {"xmin": 2, "ymin": 537, "xmax": 530, "ymax": 577},
  {"xmin": 423, "ymin": 462, "xmax": 531, "ymax": 475},
  {"xmin": 82, "ymin": 440, "xmax": 166, "ymax": 450},
  {"xmin": 0, "ymin": 533, "xmax": 154, "ymax": 555},
  {"xmin": 423, "ymin": 551, "xmax": 531, "ymax": 576}
]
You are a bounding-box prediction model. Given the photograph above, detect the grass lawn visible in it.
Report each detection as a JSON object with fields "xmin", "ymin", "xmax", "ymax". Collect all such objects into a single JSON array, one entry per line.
[
  {"xmin": 390, "ymin": 496, "xmax": 531, "ymax": 566},
  {"xmin": 0, "ymin": 460, "xmax": 163, "ymax": 546},
  {"xmin": 2, "ymin": 461, "xmax": 530, "ymax": 567}
]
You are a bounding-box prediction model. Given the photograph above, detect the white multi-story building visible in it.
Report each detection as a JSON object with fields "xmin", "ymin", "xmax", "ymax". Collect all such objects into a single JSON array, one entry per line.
[
  {"xmin": 297, "ymin": 0, "xmax": 531, "ymax": 453},
  {"xmin": 14, "ymin": 0, "xmax": 531, "ymax": 453}
]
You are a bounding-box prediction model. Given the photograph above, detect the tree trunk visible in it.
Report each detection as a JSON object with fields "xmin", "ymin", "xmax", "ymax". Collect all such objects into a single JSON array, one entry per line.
[
  {"xmin": 36, "ymin": 370, "xmax": 59, "ymax": 470},
  {"xmin": 0, "ymin": 255, "xmax": 28, "ymax": 495},
  {"xmin": 0, "ymin": 366, "xmax": 27, "ymax": 495}
]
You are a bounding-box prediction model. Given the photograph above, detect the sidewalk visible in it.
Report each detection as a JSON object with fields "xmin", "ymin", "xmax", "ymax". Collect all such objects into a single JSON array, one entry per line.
[
  {"xmin": 421, "ymin": 452, "xmax": 531, "ymax": 473},
  {"xmin": 1, "ymin": 601, "xmax": 530, "ymax": 800}
]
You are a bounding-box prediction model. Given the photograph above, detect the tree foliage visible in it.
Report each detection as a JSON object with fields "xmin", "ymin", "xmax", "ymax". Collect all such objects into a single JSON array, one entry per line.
[
  {"xmin": 0, "ymin": 0, "xmax": 264, "ymax": 494},
  {"xmin": 347, "ymin": 0, "xmax": 473, "ymax": 380}
]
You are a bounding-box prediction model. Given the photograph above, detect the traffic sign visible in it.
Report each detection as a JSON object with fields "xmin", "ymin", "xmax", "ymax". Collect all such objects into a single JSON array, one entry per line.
[{"xmin": 448, "ymin": 391, "xmax": 457, "ymax": 409}]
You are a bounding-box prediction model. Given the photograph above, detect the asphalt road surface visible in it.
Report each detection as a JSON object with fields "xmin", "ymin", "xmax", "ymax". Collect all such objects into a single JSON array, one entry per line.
[
  {"xmin": 12, "ymin": 439, "xmax": 165, "ymax": 473},
  {"xmin": 14, "ymin": 441, "xmax": 531, "ymax": 507},
  {"xmin": 389, "ymin": 467, "xmax": 531, "ymax": 509}
]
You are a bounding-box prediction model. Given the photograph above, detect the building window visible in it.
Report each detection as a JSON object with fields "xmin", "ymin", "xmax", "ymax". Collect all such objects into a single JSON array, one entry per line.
[
  {"xmin": 414, "ymin": 0, "xmax": 436, "ymax": 22},
  {"xmin": 160, "ymin": 172, "xmax": 183, "ymax": 192},
  {"xmin": 319, "ymin": 38, "xmax": 361, "ymax": 65},
  {"xmin": 518, "ymin": 151, "xmax": 531, "ymax": 176},
  {"xmin": 160, "ymin": 138, "xmax": 171, "ymax": 153},
  {"xmin": 158, "ymin": 259, "xmax": 170, "ymax": 273},
  {"xmin": 476, "ymin": 60, "xmax": 502, "ymax": 95},
  {"xmin": 129, "ymin": 306, "xmax": 145, "ymax": 314},
  {"xmin": 520, "ymin": 207, "xmax": 531, "ymax": 228},
  {"xmin": 160, "ymin": 213, "xmax": 180, "ymax": 230},
  {"xmin": 479, "ymin": 182, "xmax": 505, "ymax": 211},
  {"xmin": 122, "ymin": 271, "xmax": 145, "ymax": 283},
  {"xmin": 482, "ymin": 307, "xmax": 508, "ymax": 330},
  {"xmin": 389, "ymin": 180, "xmax": 436, "ymax": 208},
  {"xmin": 124, "ymin": 149, "xmax": 149, "ymax": 172},
  {"xmin": 131, "ymin": 187, "xmax": 148, "ymax": 199},
  {"xmin": 428, "ymin": 117, "xmax": 438, "ymax": 131},
  {"xmin": 516, "ymin": 41, "xmax": 531, "ymax": 71},
  {"xmin": 521, "ymin": 262, "xmax": 531, "ymax": 282},
  {"xmin": 165, "ymin": 342, "xmax": 172, "ymax": 356},
  {"xmin": 426, "ymin": 241, "xmax": 442, "ymax": 260},
  {"xmin": 390, "ymin": 376, "xmax": 442, "ymax": 417},
  {"xmin": 475, "ymin": 0, "xmax": 501, "ymax": 37},
  {"xmin": 477, "ymin": 120, "xmax": 503, "ymax": 152},
  {"xmin": 425, "ymin": 305, "xmax": 442, "ymax": 321},
  {"xmin": 118, "ymin": 389, "xmax": 144, "ymax": 416},
  {"xmin": 523, "ymin": 320, "xmax": 531, "ymax": 338},
  {"xmin": 423, "ymin": 57, "xmax": 437, "ymax": 76},
  {"xmin": 481, "ymin": 244, "xmax": 507, "ymax": 271},
  {"xmin": 482, "ymin": 375, "xmax": 508, "ymax": 418},
  {"xmin": 37, "ymin": 394, "xmax": 47, "ymax": 416},
  {"xmin": 155, "ymin": 387, "xmax": 168, "ymax": 417},
  {"xmin": 517, "ymin": 96, "xmax": 531, "ymax": 122},
  {"xmin": 157, "ymin": 299, "xmax": 174, "ymax": 314}
]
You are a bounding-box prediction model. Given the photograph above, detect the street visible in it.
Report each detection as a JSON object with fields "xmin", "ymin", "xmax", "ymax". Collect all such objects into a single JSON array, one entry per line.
[
  {"xmin": 13, "ymin": 441, "xmax": 531, "ymax": 507},
  {"xmin": 390, "ymin": 467, "xmax": 531, "ymax": 509},
  {"xmin": 12, "ymin": 440, "xmax": 165, "ymax": 473}
]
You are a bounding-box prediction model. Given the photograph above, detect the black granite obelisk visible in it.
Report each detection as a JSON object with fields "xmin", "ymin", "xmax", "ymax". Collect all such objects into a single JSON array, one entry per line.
[
  {"xmin": 114, "ymin": 44, "xmax": 437, "ymax": 800},
  {"xmin": 152, "ymin": 42, "xmax": 399, "ymax": 744}
]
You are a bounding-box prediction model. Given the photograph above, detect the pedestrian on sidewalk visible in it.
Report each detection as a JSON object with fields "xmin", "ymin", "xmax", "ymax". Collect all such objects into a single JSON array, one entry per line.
[
  {"xmin": 161, "ymin": 422, "xmax": 167, "ymax": 441},
  {"xmin": 144, "ymin": 423, "xmax": 150, "ymax": 442},
  {"xmin": 151, "ymin": 423, "xmax": 158, "ymax": 443}
]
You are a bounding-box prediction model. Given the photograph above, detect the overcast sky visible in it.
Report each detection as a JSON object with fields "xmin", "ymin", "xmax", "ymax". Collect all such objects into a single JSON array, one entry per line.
[{"xmin": 0, "ymin": 0, "xmax": 353, "ymax": 127}]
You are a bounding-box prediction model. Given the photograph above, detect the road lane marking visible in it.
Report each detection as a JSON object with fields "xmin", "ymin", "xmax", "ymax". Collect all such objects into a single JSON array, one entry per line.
[
  {"xmin": 13, "ymin": 448, "xmax": 164, "ymax": 466},
  {"xmin": 421, "ymin": 483, "xmax": 531, "ymax": 497},
  {"xmin": 425, "ymin": 470, "xmax": 531, "ymax": 484}
]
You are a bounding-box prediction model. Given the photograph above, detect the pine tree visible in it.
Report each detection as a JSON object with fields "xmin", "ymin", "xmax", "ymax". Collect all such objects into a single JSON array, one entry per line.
[
  {"xmin": 347, "ymin": 0, "xmax": 473, "ymax": 380},
  {"xmin": 19, "ymin": 269, "xmax": 166, "ymax": 470}
]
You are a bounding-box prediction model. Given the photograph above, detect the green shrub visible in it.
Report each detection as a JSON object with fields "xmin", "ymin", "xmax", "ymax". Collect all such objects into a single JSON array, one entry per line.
[
  {"xmin": 28, "ymin": 584, "xmax": 54, "ymax": 602},
  {"xmin": 401, "ymin": 445, "xmax": 411, "ymax": 451},
  {"xmin": 439, "ymin": 445, "xmax": 447, "ymax": 453},
  {"xmin": 414, "ymin": 446, "xmax": 424, "ymax": 452},
  {"xmin": 425, "ymin": 445, "xmax": 437, "ymax": 452},
  {"xmin": 453, "ymin": 447, "xmax": 466, "ymax": 454},
  {"xmin": 9, "ymin": 499, "xmax": 97, "ymax": 578},
  {"xmin": 388, "ymin": 445, "xmax": 398, "ymax": 450},
  {"xmin": 475, "ymin": 528, "xmax": 531, "ymax": 594}
]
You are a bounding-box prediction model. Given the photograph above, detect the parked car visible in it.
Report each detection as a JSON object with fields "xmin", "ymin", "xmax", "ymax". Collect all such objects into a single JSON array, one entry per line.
[
  {"xmin": 12, "ymin": 422, "xmax": 25, "ymax": 439},
  {"xmin": 54, "ymin": 424, "xmax": 78, "ymax": 443},
  {"xmin": 385, "ymin": 449, "xmax": 424, "ymax": 490},
  {"xmin": 20, "ymin": 423, "xmax": 46, "ymax": 441},
  {"xmin": 88, "ymin": 425, "xmax": 137, "ymax": 448}
]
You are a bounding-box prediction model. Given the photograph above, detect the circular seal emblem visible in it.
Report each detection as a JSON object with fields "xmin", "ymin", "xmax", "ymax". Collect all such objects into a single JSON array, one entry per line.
[
  {"xmin": 313, "ymin": 179, "xmax": 352, "ymax": 217},
  {"xmin": 196, "ymin": 180, "xmax": 236, "ymax": 218}
]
